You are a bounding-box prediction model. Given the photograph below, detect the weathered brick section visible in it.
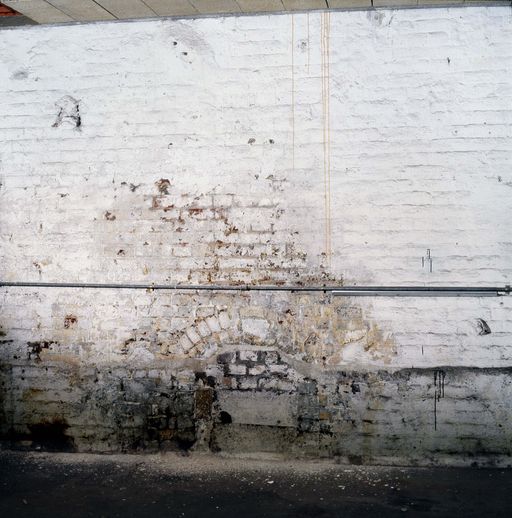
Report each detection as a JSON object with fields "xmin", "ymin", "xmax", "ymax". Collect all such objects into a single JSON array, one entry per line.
[
  {"xmin": 1, "ymin": 288, "xmax": 509, "ymax": 369},
  {"xmin": 0, "ymin": 6, "xmax": 511, "ymax": 463},
  {"xmin": 1, "ymin": 355, "xmax": 511, "ymax": 464}
]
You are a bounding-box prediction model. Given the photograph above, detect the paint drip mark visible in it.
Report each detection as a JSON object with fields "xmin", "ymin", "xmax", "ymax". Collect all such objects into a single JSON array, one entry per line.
[
  {"xmin": 307, "ymin": 13, "xmax": 310, "ymax": 74},
  {"xmin": 433, "ymin": 369, "xmax": 445, "ymax": 431},
  {"xmin": 321, "ymin": 12, "xmax": 332, "ymax": 268},
  {"xmin": 291, "ymin": 14, "xmax": 295, "ymax": 175}
]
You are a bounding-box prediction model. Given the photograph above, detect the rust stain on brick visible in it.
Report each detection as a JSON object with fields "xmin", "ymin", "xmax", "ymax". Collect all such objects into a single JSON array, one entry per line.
[
  {"xmin": 224, "ymin": 224, "xmax": 238, "ymax": 236},
  {"xmin": 155, "ymin": 178, "xmax": 171, "ymax": 194},
  {"xmin": 195, "ymin": 388, "xmax": 213, "ymax": 419},
  {"xmin": 64, "ymin": 315, "xmax": 77, "ymax": 329},
  {"xmin": 22, "ymin": 388, "xmax": 44, "ymax": 400}
]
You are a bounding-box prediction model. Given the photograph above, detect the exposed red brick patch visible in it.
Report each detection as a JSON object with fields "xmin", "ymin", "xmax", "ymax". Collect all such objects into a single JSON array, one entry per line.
[{"xmin": 0, "ymin": 3, "xmax": 20, "ymax": 16}]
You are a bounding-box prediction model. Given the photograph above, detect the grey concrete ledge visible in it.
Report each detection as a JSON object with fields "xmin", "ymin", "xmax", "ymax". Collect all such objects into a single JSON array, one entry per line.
[{"xmin": 0, "ymin": 1, "xmax": 510, "ymax": 31}]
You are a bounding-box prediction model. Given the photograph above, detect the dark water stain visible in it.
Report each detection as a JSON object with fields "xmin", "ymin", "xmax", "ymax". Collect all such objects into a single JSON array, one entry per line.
[
  {"xmin": 27, "ymin": 341, "xmax": 57, "ymax": 361},
  {"xmin": 28, "ymin": 418, "xmax": 75, "ymax": 452},
  {"xmin": 476, "ymin": 318, "xmax": 491, "ymax": 335},
  {"xmin": 219, "ymin": 411, "xmax": 232, "ymax": 424},
  {"xmin": 121, "ymin": 182, "xmax": 141, "ymax": 192},
  {"xmin": 434, "ymin": 370, "xmax": 446, "ymax": 431},
  {"xmin": 11, "ymin": 69, "xmax": 29, "ymax": 80},
  {"xmin": 5, "ymin": 418, "xmax": 75, "ymax": 452}
]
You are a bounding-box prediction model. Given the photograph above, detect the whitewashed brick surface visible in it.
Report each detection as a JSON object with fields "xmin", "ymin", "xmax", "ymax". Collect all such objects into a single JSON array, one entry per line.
[{"xmin": 1, "ymin": 6, "xmax": 511, "ymax": 370}]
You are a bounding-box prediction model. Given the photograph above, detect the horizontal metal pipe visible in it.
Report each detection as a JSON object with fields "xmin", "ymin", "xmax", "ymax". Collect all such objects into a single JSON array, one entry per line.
[
  {"xmin": 331, "ymin": 290, "xmax": 504, "ymax": 297},
  {"xmin": 0, "ymin": 281, "xmax": 509, "ymax": 296}
]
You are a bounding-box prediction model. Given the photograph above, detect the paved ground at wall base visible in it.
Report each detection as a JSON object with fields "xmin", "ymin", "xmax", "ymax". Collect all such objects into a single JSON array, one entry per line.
[{"xmin": 0, "ymin": 451, "xmax": 510, "ymax": 518}]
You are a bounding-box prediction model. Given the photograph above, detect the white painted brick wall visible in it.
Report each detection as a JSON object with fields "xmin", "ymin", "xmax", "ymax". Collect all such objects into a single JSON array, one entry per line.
[{"xmin": 0, "ymin": 6, "xmax": 511, "ymax": 371}]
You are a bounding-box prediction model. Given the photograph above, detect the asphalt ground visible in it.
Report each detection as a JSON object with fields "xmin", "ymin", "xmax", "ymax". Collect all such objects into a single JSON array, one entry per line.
[{"xmin": 0, "ymin": 451, "xmax": 511, "ymax": 517}]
